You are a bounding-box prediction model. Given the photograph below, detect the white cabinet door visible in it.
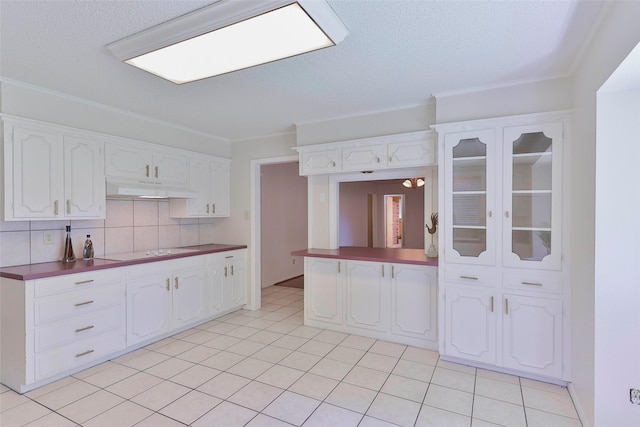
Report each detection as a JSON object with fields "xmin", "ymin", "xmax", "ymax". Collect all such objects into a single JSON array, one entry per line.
[
  {"xmin": 300, "ymin": 149, "xmax": 340, "ymax": 175},
  {"xmin": 444, "ymin": 287, "xmax": 497, "ymax": 365},
  {"xmin": 172, "ymin": 269, "xmax": 207, "ymax": 329},
  {"xmin": 211, "ymin": 158, "xmax": 230, "ymax": 217},
  {"xmin": 387, "ymin": 136, "xmax": 434, "ymax": 168},
  {"xmin": 345, "ymin": 260, "xmax": 388, "ymax": 332},
  {"xmin": 208, "ymin": 258, "xmax": 227, "ymax": 315},
  {"xmin": 305, "ymin": 258, "xmax": 343, "ymax": 324},
  {"xmin": 443, "ymin": 129, "xmax": 497, "ymax": 266},
  {"xmin": 105, "ymin": 142, "xmax": 153, "ymax": 181},
  {"xmin": 10, "ymin": 125, "xmax": 63, "ymax": 219},
  {"xmin": 227, "ymin": 252, "xmax": 246, "ymax": 309},
  {"xmin": 502, "ymin": 122, "xmax": 563, "ymax": 270},
  {"xmin": 390, "ymin": 264, "xmax": 437, "ymax": 341},
  {"xmin": 153, "ymin": 151, "xmax": 189, "ymax": 187},
  {"xmin": 341, "ymin": 145, "xmax": 385, "ymax": 172},
  {"xmin": 126, "ymin": 275, "xmax": 172, "ymax": 346},
  {"xmin": 63, "ymin": 135, "xmax": 105, "ymax": 218},
  {"xmin": 187, "ymin": 157, "xmax": 213, "ymax": 217},
  {"xmin": 502, "ymin": 294, "xmax": 562, "ymax": 377}
]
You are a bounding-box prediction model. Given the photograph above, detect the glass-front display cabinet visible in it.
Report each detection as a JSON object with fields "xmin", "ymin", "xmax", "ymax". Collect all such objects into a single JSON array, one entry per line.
[
  {"xmin": 443, "ymin": 129, "xmax": 496, "ymax": 266},
  {"xmin": 502, "ymin": 123, "xmax": 563, "ymax": 270}
]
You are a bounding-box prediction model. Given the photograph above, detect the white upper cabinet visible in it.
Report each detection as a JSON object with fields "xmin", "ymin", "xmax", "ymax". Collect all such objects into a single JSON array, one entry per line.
[
  {"xmin": 63, "ymin": 135, "xmax": 105, "ymax": 218},
  {"xmin": 443, "ymin": 129, "xmax": 497, "ymax": 266},
  {"xmin": 295, "ymin": 130, "xmax": 435, "ymax": 175},
  {"xmin": 105, "ymin": 141, "xmax": 188, "ymax": 187},
  {"xmin": 299, "ymin": 148, "xmax": 340, "ymax": 175},
  {"xmin": 169, "ymin": 156, "xmax": 230, "ymax": 218},
  {"xmin": 502, "ymin": 122, "xmax": 563, "ymax": 270},
  {"xmin": 3, "ymin": 117, "xmax": 105, "ymax": 221},
  {"xmin": 341, "ymin": 144, "xmax": 385, "ymax": 171}
]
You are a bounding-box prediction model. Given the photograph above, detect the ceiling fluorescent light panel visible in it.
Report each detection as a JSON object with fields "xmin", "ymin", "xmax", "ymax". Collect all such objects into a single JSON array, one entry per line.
[{"xmin": 107, "ymin": 0, "xmax": 348, "ymax": 84}]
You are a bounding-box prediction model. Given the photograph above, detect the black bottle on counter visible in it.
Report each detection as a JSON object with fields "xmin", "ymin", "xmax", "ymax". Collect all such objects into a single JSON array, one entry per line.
[{"xmin": 61, "ymin": 225, "xmax": 76, "ymax": 263}]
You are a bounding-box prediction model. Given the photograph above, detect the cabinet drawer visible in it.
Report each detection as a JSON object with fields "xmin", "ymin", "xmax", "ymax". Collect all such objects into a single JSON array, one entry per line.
[
  {"xmin": 34, "ymin": 284, "xmax": 124, "ymax": 325},
  {"xmin": 125, "ymin": 256, "xmax": 205, "ymax": 281},
  {"xmin": 444, "ymin": 266, "xmax": 497, "ymax": 287},
  {"xmin": 34, "ymin": 329, "xmax": 125, "ymax": 382},
  {"xmin": 34, "ymin": 269, "xmax": 124, "ymax": 297},
  {"xmin": 502, "ymin": 270, "xmax": 562, "ymax": 294},
  {"xmin": 34, "ymin": 306, "xmax": 124, "ymax": 353}
]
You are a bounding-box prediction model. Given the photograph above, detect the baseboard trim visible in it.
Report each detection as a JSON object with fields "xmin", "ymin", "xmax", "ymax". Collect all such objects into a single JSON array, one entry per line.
[{"xmin": 568, "ymin": 383, "xmax": 591, "ymax": 427}]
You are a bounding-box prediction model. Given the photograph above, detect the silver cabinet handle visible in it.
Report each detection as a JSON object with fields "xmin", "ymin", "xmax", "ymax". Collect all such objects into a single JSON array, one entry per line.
[
  {"xmin": 488, "ymin": 210, "xmax": 492, "ymax": 218},
  {"xmin": 66, "ymin": 199, "xmax": 71, "ymax": 214},
  {"xmin": 75, "ymin": 279, "xmax": 94, "ymax": 285},
  {"xmin": 391, "ymin": 265, "xmax": 395, "ymax": 279},
  {"xmin": 224, "ymin": 266, "xmax": 228, "ymax": 277},
  {"xmin": 212, "ymin": 204, "xmax": 216, "ymax": 214},
  {"xmin": 75, "ymin": 349, "xmax": 94, "ymax": 358},
  {"xmin": 388, "ymin": 156, "xmax": 393, "ymax": 162},
  {"xmin": 174, "ymin": 277, "xmax": 179, "ymax": 289},
  {"xmin": 460, "ymin": 275, "xmax": 478, "ymax": 280},
  {"xmin": 381, "ymin": 265, "xmax": 384, "ymax": 277},
  {"xmin": 145, "ymin": 164, "xmax": 150, "ymax": 177},
  {"xmin": 332, "ymin": 161, "xmax": 336, "ymax": 167},
  {"xmin": 505, "ymin": 298, "xmax": 509, "ymax": 314},
  {"xmin": 505, "ymin": 211, "xmax": 510, "ymax": 218},
  {"xmin": 155, "ymin": 166, "xmax": 159, "ymax": 178},
  {"xmin": 376, "ymin": 157, "xmax": 380, "ymax": 163},
  {"xmin": 490, "ymin": 296, "xmax": 494, "ymax": 312},
  {"xmin": 74, "ymin": 300, "xmax": 94, "ymax": 307},
  {"xmin": 166, "ymin": 278, "xmax": 170, "ymax": 291},
  {"xmin": 337, "ymin": 261, "xmax": 341, "ymax": 273},
  {"xmin": 522, "ymin": 281, "xmax": 543, "ymax": 287},
  {"xmin": 54, "ymin": 200, "xmax": 59, "ymax": 215},
  {"xmin": 75, "ymin": 325, "xmax": 94, "ymax": 333},
  {"xmin": 230, "ymin": 265, "xmax": 234, "ymax": 276}
]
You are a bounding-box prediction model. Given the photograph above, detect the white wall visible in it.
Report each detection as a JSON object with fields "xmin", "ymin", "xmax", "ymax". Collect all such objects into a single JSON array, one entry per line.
[
  {"xmin": 0, "ymin": 199, "xmax": 217, "ymax": 267},
  {"xmin": 569, "ymin": 3, "xmax": 640, "ymax": 426},
  {"xmin": 296, "ymin": 103, "xmax": 435, "ymax": 146},
  {"xmin": 0, "ymin": 80, "xmax": 230, "ymax": 157},
  {"xmin": 339, "ymin": 181, "xmax": 378, "ymax": 247},
  {"xmin": 594, "ymin": 86, "xmax": 640, "ymax": 427},
  {"xmin": 260, "ymin": 162, "xmax": 307, "ymax": 287}
]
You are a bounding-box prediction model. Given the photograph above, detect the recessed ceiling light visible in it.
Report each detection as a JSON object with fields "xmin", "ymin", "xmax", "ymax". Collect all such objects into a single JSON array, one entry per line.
[{"xmin": 106, "ymin": 0, "xmax": 348, "ymax": 84}]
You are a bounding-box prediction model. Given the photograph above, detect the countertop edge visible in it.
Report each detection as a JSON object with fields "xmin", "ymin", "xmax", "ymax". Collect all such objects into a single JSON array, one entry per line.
[
  {"xmin": 292, "ymin": 248, "xmax": 438, "ymax": 266},
  {"xmin": 0, "ymin": 244, "xmax": 248, "ymax": 281}
]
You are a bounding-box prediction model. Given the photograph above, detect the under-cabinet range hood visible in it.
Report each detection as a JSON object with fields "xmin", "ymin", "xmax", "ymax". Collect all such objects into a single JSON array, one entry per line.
[{"xmin": 105, "ymin": 179, "xmax": 196, "ymax": 199}]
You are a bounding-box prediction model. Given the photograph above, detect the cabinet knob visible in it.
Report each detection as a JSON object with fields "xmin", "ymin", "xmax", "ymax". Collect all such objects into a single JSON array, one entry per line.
[
  {"xmin": 206, "ymin": 204, "xmax": 210, "ymax": 214},
  {"xmin": 66, "ymin": 199, "xmax": 71, "ymax": 214},
  {"xmin": 381, "ymin": 265, "xmax": 385, "ymax": 277},
  {"xmin": 175, "ymin": 277, "xmax": 179, "ymax": 289},
  {"xmin": 376, "ymin": 157, "xmax": 380, "ymax": 163},
  {"xmin": 145, "ymin": 165, "xmax": 150, "ymax": 177},
  {"xmin": 389, "ymin": 156, "xmax": 393, "ymax": 162},
  {"xmin": 505, "ymin": 211, "xmax": 510, "ymax": 218},
  {"xmin": 212, "ymin": 203, "xmax": 216, "ymax": 214},
  {"xmin": 490, "ymin": 296, "xmax": 494, "ymax": 312},
  {"xmin": 488, "ymin": 210, "xmax": 492, "ymax": 218},
  {"xmin": 166, "ymin": 278, "xmax": 170, "ymax": 291},
  {"xmin": 224, "ymin": 266, "xmax": 228, "ymax": 277},
  {"xmin": 155, "ymin": 166, "xmax": 159, "ymax": 178},
  {"xmin": 505, "ymin": 298, "xmax": 509, "ymax": 314},
  {"xmin": 391, "ymin": 265, "xmax": 395, "ymax": 279},
  {"xmin": 54, "ymin": 200, "xmax": 59, "ymax": 215},
  {"xmin": 332, "ymin": 161, "xmax": 336, "ymax": 167}
]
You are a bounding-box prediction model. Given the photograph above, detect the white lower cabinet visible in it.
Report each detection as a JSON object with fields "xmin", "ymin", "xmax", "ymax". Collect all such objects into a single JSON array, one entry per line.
[
  {"xmin": 1, "ymin": 269, "xmax": 126, "ymax": 393},
  {"xmin": 305, "ymin": 258, "xmax": 344, "ymax": 325},
  {"xmin": 502, "ymin": 294, "xmax": 563, "ymax": 378},
  {"xmin": 390, "ymin": 263, "xmax": 438, "ymax": 341},
  {"xmin": 444, "ymin": 287, "xmax": 497, "ymax": 365},
  {"xmin": 126, "ymin": 257, "xmax": 207, "ymax": 347},
  {"xmin": 207, "ymin": 250, "xmax": 247, "ymax": 316},
  {"xmin": 443, "ymin": 285, "xmax": 564, "ymax": 379},
  {"xmin": 304, "ymin": 257, "xmax": 437, "ymax": 348}
]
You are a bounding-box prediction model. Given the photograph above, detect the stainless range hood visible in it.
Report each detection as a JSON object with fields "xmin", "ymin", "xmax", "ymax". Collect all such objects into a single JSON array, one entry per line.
[{"xmin": 106, "ymin": 179, "xmax": 197, "ymax": 199}]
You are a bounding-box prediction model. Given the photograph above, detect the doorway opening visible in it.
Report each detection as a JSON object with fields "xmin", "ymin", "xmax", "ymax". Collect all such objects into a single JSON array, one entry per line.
[{"xmin": 384, "ymin": 194, "xmax": 404, "ymax": 248}]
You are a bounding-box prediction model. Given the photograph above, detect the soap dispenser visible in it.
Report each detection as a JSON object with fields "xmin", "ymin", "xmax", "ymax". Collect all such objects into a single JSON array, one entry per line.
[
  {"xmin": 61, "ymin": 225, "xmax": 76, "ymax": 263},
  {"xmin": 83, "ymin": 234, "xmax": 94, "ymax": 260}
]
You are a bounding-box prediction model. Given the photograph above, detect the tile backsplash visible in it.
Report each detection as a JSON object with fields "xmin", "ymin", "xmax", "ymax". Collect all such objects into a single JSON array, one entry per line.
[{"xmin": 0, "ymin": 200, "xmax": 217, "ymax": 267}]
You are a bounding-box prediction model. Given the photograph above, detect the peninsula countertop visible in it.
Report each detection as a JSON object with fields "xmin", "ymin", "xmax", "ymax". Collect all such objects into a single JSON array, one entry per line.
[
  {"xmin": 0, "ymin": 243, "xmax": 247, "ymax": 281},
  {"xmin": 291, "ymin": 247, "xmax": 438, "ymax": 266}
]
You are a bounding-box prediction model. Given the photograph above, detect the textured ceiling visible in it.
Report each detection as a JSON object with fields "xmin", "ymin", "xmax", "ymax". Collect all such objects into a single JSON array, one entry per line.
[{"xmin": 0, "ymin": 0, "xmax": 607, "ymax": 142}]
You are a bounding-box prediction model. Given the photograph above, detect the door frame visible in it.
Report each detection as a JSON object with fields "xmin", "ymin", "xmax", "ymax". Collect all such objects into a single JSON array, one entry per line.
[{"xmin": 249, "ymin": 154, "xmax": 300, "ymax": 310}]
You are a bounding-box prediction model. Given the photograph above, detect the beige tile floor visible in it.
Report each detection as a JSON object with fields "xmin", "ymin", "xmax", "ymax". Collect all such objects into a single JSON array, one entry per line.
[{"xmin": 0, "ymin": 285, "xmax": 582, "ymax": 427}]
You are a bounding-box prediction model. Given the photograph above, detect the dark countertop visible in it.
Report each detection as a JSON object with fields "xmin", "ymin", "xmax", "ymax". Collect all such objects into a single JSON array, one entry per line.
[
  {"xmin": 291, "ymin": 247, "xmax": 438, "ymax": 266},
  {"xmin": 0, "ymin": 244, "xmax": 247, "ymax": 281}
]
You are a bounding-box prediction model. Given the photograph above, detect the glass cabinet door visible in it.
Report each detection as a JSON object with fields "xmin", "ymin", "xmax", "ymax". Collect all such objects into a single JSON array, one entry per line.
[
  {"xmin": 502, "ymin": 123, "xmax": 563, "ymax": 270},
  {"xmin": 443, "ymin": 129, "xmax": 496, "ymax": 265}
]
